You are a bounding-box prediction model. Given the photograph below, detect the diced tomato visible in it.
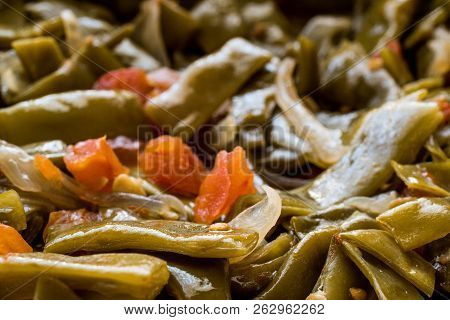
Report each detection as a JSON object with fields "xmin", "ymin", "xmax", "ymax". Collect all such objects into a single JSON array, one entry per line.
[
  {"xmin": 438, "ymin": 100, "xmax": 450, "ymax": 122},
  {"xmin": 93, "ymin": 67, "xmax": 180, "ymax": 102},
  {"xmin": 140, "ymin": 135, "xmax": 206, "ymax": 196},
  {"xmin": 64, "ymin": 136, "xmax": 128, "ymax": 192},
  {"xmin": 0, "ymin": 223, "xmax": 32, "ymax": 255},
  {"xmin": 93, "ymin": 68, "xmax": 152, "ymax": 103},
  {"xmin": 194, "ymin": 146, "xmax": 256, "ymax": 224},
  {"xmin": 194, "ymin": 151, "xmax": 231, "ymax": 224},
  {"xmin": 223, "ymin": 147, "xmax": 256, "ymax": 214},
  {"xmin": 34, "ymin": 154, "xmax": 62, "ymax": 182},
  {"xmin": 146, "ymin": 67, "xmax": 180, "ymax": 97},
  {"xmin": 43, "ymin": 209, "xmax": 100, "ymax": 241}
]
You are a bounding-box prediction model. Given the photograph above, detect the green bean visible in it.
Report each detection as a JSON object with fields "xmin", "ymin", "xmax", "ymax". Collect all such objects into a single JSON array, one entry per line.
[
  {"xmin": 34, "ymin": 277, "xmax": 80, "ymax": 300},
  {"xmin": 405, "ymin": 7, "xmax": 448, "ymax": 48},
  {"xmin": 0, "ymin": 189, "xmax": 27, "ymax": 231},
  {"xmin": 311, "ymin": 237, "xmax": 366, "ymax": 300},
  {"xmin": 146, "ymin": 38, "xmax": 271, "ymax": 139},
  {"xmin": 163, "ymin": 255, "xmax": 231, "ymax": 300},
  {"xmin": 0, "ymin": 17, "xmax": 64, "ymax": 49},
  {"xmin": 377, "ymin": 197, "xmax": 450, "ymax": 250},
  {"xmin": 380, "ymin": 47, "xmax": 413, "ymax": 85},
  {"xmin": 355, "ymin": 0, "xmax": 416, "ymax": 52},
  {"xmin": 0, "ymin": 253, "xmax": 169, "ymax": 300},
  {"xmin": 12, "ymin": 37, "xmax": 64, "ymax": 80},
  {"xmin": 341, "ymin": 241, "xmax": 423, "ymax": 300},
  {"xmin": 0, "ymin": 90, "xmax": 146, "ymax": 145},
  {"xmin": 392, "ymin": 160, "xmax": 450, "ymax": 196},
  {"xmin": 295, "ymin": 96, "xmax": 443, "ymax": 208},
  {"xmin": 403, "ymin": 77, "xmax": 444, "ymax": 94},
  {"xmin": 257, "ymin": 227, "xmax": 339, "ymax": 299},
  {"xmin": 44, "ymin": 220, "xmax": 258, "ymax": 258},
  {"xmin": 339, "ymin": 229, "xmax": 435, "ymax": 296}
]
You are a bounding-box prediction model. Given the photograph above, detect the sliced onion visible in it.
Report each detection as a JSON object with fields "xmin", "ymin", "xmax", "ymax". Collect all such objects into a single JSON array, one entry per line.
[
  {"xmin": 152, "ymin": 194, "xmax": 192, "ymax": 221},
  {"xmin": 60, "ymin": 170, "xmax": 190, "ymax": 220},
  {"xmin": 275, "ymin": 57, "xmax": 346, "ymax": 167},
  {"xmin": 229, "ymin": 186, "xmax": 282, "ymax": 263},
  {"xmin": 0, "ymin": 140, "xmax": 81, "ymax": 208},
  {"xmin": 0, "ymin": 140, "xmax": 189, "ymax": 219}
]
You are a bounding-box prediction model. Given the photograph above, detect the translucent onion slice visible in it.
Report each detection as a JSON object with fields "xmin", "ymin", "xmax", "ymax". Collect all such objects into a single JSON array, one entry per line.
[
  {"xmin": 275, "ymin": 57, "xmax": 346, "ymax": 167},
  {"xmin": 0, "ymin": 140, "xmax": 81, "ymax": 208},
  {"xmin": 0, "ymin": 140, "xmax": 188, "ymax": 219},
  {"xmin": 229, "ymin": 186, "xmax": 282, "ymax": 263}
]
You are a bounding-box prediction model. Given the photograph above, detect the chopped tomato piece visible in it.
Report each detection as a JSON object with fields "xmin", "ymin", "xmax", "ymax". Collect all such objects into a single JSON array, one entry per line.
[
  {"xmin": 43, "ymin": 209, "xmax": 100, "ymax": 241},
  {"xmin": 194, "ymin": 151, "xmax": 231, "ymax": 224},
  {"xmin": 146, "ymin": 67, "xmax": 180, "ymax": 97},
  {"xmin": 194, "ymin": 146, "xmax": 256, "ymax": 224},
  {"xmin": 64, "ymin": 136, "xmax": 128, "ymax": 192},
  {"xmin": 93, "ymin": 68, "xmax": 152, "ymax": 103},
  {"xmin": 0, "ymin": 223, "xmax": 32, "ymax": 254},
  {"xmin": 93, "ymin": 67, "xmax": 179, "ymax": 102},
  {"xmin": 438, "ymin": 100, "xmax": 450, "ymax": 122},
  {"xmin": 34, "ymin": 154, "xmax": 62, "ymax": 182},
  {"xmin": 223, "ymin": 147, "xmax": 257, "ymax": 213},
  {"xmin": 140, "ymin": 135, "xmax": 206, "ymax": 196}
]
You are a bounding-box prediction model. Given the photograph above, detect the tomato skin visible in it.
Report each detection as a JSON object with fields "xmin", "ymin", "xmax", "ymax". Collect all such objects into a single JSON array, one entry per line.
[
  {"xmin": 0, "ymin": 224, "xmax": 32, "ymax": 254},
  {"xmin": 93, "ymin": 67, "xmax": 180, "ymax": 101},
  {"xmin": 34, "ymin": 154, "xmax": 62, "ymax": 182},
  {"xmin": 194, "ymin": 151, "xmax": 231, "ymax": 224},
  {"xmin": 194, "ymin": 146, "xmax": 256, "ymax": 224},
  {"xmin": 64, "ymin": 137, "xmax": 128, "ymax": 192},
  {"xmin": 222, "ymin": 147, "xmax": 256, "ymax": 214},
  {"xmin": 438, "ymin": 100, "xmax": 450, "ymax": 122},
  {"xmin": 139, "ymin": 135, "xmax": 206, "ymax": 196},
  {"xmin": 93, "ymin": 68, "xmax": 152, "ymax": 102}
]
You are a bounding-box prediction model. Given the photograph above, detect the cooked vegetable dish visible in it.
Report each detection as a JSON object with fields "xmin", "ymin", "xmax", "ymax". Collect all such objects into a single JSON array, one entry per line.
[{"xmin": 0, "ymin": 0, "xmax": 449, "ymax": 300}]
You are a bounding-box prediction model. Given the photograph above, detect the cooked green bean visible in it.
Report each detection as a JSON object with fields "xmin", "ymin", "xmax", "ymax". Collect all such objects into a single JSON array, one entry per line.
[
  {"xmin": 0, "ymin": 90, "xmax": 146, "ymax": 144},
  {"xmin": 146, "ymin": 38, "xmax": 271, "ymax": 138},
  {"xmin": 377, "ymin": 197, "xmax": 450, "ymax": 251},
  {"xmin": 341, "ymin": 241, "xmax": 423, "ymax": 300},
  {"xmin": 12, "ymin": 37, "xmax": 64, "ymax": 80},
  {"xmin": 163, "ymin": 255, "xmax": 231, "ymax": 300},
  {"xmin": 339, "ymin": 229, "xmax": 435, "ymax": 296},
  {"xmin": 33, "ymin": 277, "xmax": 80, "ymax": 300},
  {"xmin": 296, "ymin": 97, "xmax": 443, "ymax": 208},
  {"xmin": 0, "ymin": 189, "xmax": 27, "ymax": 231},
  {"xmin": 44, "ymin": 220, "xmax": 258, "ymax": 258},
  {"xmin": 0, "ymin": 253, "xmax": 169, "ymax": 299},
  {"xmin": 257, "ymin": 227, "xmax": 339, "ymax": 299},
  {"xmin": 392, "ymin": 160, "xmax": 450, "ymax": 196},
  {"xmin": 311, "ymin": 237, "xmax": 366, "ymax": 300}
]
